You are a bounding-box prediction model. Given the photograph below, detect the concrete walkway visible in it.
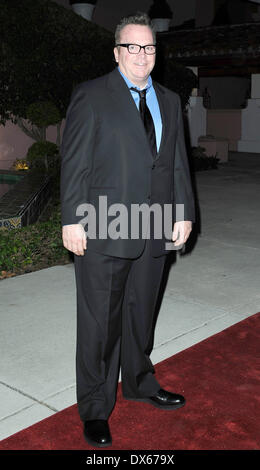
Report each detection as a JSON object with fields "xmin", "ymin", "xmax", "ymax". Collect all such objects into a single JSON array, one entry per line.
[{"xmin": 0, "ymin": 151, "xmax": 259, "ymax": 441}]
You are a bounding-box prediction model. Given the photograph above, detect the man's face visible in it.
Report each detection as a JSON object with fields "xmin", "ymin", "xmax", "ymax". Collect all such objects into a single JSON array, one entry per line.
[{"xmin": 114, "ymin": 24, "xmax": 156, "ymax": 88}]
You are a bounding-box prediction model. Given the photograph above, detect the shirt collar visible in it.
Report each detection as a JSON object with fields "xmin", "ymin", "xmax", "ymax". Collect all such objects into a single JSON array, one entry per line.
[{"xmin": 118, "ymin": 66, "xmax": 152, "ymax": 91}]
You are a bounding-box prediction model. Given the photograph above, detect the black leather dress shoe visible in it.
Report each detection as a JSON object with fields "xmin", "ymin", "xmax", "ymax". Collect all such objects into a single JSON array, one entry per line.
[
  {"xmin": 146, "ymin": 388, "xmax": 185, "ymax": 409},
  {"xmin": 83, "ymin": 419, "xmax": 112, "ymax": 447},
  {"xmin": 125, "ymin": 388, "xmax": 185, "ymax": 410}
]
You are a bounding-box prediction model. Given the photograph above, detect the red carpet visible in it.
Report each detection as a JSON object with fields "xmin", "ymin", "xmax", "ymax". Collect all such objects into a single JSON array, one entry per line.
[{"xmin": 1, "ymin": 313, "xmax": 260, "ymax": 450}]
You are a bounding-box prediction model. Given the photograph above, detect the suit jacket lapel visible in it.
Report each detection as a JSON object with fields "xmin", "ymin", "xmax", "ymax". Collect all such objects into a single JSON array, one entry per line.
[
  {"xmin": 107, "ymin": 68, "xmax": 170, "ymax": 161},
  {"xmin": 153, "ymin": 81, "xmax": 171, "ymax": 159}
]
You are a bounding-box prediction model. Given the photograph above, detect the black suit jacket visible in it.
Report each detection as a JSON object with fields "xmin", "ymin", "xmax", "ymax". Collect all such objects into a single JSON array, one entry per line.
[{"xmin": 60, "ymin": 67, "xmax": 195, "ymax": 258}]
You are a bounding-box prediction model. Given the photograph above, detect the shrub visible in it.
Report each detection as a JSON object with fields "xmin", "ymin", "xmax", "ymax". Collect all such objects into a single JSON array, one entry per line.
[
  {"xmin": 0, "ymin": 198, "xmax": 70, "ymax": 277},
  {"xmin": 191, "ymin": 146, "xmax": 219, "ymax": 170},
  {"xmin": 26, "ymin": 141, "xmax": 59, "ymax": 172}
]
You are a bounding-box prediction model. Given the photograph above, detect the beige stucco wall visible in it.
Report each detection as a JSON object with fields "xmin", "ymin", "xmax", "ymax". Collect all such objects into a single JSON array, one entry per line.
[
  {"xmin": 0, "ymin": 120, "xmax": 65, "ymax": 170},
  {"xmin": 207, "ymin": 109, "xmax": 242, "ymax": 151}
]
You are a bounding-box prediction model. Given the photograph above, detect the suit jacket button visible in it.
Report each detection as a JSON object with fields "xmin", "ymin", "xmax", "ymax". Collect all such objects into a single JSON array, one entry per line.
[
  {"xmin": 147, "ymin": 195, "xmax": 151, "ymax": 200},
  {"xmin": 152, "ymin": 164, "xmax": 155, "ymax": 169}
]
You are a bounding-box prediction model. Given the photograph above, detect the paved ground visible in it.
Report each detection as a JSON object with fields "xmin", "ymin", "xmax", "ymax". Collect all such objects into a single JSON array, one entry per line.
[{"xmin": 0, "ymin": 151, "xmax": 259, "ymax": 441}]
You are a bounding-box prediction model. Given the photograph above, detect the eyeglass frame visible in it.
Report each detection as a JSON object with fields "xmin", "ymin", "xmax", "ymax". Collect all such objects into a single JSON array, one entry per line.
[{"xmin": 115, "ymin": 43, "xmax": 157, "ymax": 55}]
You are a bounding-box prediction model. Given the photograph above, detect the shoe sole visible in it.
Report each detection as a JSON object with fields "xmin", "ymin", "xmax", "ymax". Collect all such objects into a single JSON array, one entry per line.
[
  {"xmin": 83, "ymin": 430, "xmax": 112, "ymax": 448},
  {"xmin": 124, "ymin": 396, "xmax": 186, "ymax": 410}
]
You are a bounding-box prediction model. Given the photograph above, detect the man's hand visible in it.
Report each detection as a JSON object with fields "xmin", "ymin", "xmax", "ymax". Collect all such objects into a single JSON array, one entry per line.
[
  {"xmin": 172, "ymin": 221, "xmax": 192, "ymax": 247},
  {"xmin": 62, "ymin": 224, "xmax": 87, "ymax": 256}
]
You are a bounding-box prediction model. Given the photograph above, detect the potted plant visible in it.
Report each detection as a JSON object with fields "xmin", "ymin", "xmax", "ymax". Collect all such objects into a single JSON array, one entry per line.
[
  {"xmin": 148, "ymin": 0, "xmax": 173, "ymax": 32},
  {"xmin": 69, "ymin": 0, "xmax": 97, "ymax": 21}
]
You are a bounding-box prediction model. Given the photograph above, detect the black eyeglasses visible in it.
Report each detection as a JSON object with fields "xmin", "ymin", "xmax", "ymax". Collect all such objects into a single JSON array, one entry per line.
[{"xmin": 115, "ymin": 43, "xmax": 156, "ymax": 55}]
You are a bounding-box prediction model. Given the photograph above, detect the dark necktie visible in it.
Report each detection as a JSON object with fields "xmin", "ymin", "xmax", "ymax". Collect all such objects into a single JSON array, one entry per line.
[{"xmin": 130, "ymin": 87, "xmax": 157, "ymax": 158}]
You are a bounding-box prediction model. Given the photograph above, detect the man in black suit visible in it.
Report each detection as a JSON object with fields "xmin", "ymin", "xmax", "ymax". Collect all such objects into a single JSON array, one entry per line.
[{"xmin": 60, "ymin": 12, "xmax": 195, "ymax": 448}]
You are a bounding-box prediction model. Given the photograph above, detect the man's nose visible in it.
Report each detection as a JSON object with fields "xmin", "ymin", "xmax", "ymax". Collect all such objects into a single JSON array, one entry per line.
[{"xmin": 138, "ymin": 47, "xmax": 146, "ymax": 56}]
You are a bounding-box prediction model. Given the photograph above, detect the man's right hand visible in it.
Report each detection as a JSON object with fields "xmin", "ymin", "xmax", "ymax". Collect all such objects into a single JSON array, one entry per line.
[{"xmin": 62, "ymin": 224, "xmax": 87, "ymax": 256}]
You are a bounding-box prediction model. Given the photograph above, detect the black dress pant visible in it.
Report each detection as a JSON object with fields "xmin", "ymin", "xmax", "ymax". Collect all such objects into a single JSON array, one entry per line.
[{"xmin": 74, "ymin": 239, "xmax": 167, "ymax": 421}]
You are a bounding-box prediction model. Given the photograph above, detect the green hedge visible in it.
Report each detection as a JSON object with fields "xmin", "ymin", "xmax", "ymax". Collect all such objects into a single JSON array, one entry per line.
[{"xmin": 0, "ymin": 200, "xmax": 70, "ymax": 277}]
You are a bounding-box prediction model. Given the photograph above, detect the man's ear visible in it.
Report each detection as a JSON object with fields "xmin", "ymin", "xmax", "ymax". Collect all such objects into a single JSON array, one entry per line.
[{"xmin": 113, "ymin": 46, "xmax": 119, "ymax": 63}]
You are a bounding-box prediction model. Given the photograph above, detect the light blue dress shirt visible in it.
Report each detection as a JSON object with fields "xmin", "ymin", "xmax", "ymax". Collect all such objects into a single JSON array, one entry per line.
[{"xmin": 118, "ymin": 66, "xmax": 162, "ymax": 152}]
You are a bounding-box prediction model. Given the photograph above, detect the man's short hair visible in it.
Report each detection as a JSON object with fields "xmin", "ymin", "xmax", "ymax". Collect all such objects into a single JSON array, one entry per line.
[{"xmin": 115, "ymin": 12, "xmax": 156, "ymax": 45}]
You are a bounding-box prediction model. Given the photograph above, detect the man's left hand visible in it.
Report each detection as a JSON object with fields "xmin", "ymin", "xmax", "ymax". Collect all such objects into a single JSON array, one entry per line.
[{"xmin": 172, "ymin": 221, "xmax": 192, "ymax": 247}]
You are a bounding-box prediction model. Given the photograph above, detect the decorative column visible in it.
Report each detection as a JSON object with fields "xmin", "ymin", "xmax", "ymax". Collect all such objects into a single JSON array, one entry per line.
[
  {"xmin": 148, "ymin": 0, "xmax": 173, "ymax": 32},
  {"xmin": 70, "ymin": 1, "xmax": 96, "ymax": 21},
  {"xmin": 238, "ymin": 74, "xmax": 260, "ymax": 153},
  {"xmin": 186, "ymin": 66, "xmax": 207, "ymax": 147}
]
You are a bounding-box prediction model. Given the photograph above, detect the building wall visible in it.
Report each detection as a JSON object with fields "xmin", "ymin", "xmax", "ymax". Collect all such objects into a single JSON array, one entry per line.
[
  {"xmin": 206, "ymin": 109, "xmax": 242, "ymax": 151},
  {"xmin": 0, "ymin": 120, "xmax": 65, "ymax": 170},
  {"xmin": 195, "ymin": 0, "xmax": 260, "ymax": 27},
  {"xmin": 200, "ymin": 77, "xmax": 251, "ymax": 109},
  {"xmin": 195, "ymin": 0, "xmax": 216, "ymax": 27}
]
